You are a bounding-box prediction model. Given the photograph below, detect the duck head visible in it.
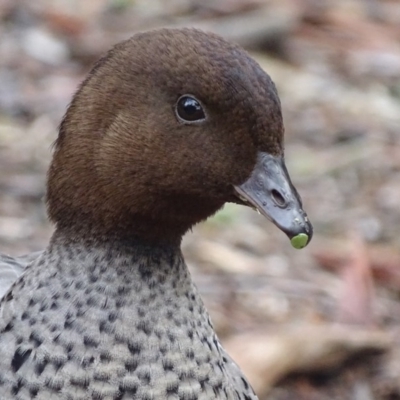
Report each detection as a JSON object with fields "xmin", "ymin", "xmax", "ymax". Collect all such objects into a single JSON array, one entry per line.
[{"xmin": 47, "ymin": 28, "xmax": 312, "ymax": 246}]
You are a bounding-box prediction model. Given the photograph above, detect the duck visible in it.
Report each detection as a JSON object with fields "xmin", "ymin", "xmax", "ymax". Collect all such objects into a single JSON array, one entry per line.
[{"xmin": 0, "ymin": 28, "xmax": 312, "ymax": 399}]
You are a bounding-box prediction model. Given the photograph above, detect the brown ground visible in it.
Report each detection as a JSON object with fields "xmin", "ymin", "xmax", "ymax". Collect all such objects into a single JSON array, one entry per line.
[{"xmin": 1, "ymin": 0, "xmax": 400, "ymax": 398}]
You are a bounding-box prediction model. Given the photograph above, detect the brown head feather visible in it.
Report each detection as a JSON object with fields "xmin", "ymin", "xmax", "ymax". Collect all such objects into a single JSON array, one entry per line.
[{"xmin": 47, "ymin": 28, "xmax": 284, "ymax": 244}]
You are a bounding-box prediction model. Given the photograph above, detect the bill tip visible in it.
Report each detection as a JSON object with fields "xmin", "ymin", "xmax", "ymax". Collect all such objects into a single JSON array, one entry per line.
[{"xmin": 290, "ymin": 233, "xmax": 309, "ymax": 249}]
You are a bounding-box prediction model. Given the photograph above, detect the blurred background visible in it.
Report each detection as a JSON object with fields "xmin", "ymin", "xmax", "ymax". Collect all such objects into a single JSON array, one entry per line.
[{"xmin": 1, "ymin": 0, "xmax": 400, "ymax": 398}]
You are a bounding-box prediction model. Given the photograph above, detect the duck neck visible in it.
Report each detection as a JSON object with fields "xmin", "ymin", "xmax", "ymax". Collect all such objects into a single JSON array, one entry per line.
[
  {"xmin": 48, "ymin": 229, "xmax": 190, "ymax": 294},
  {"xmin": 44, "ymin": 229, "xmax": 213, "ymax": 338},
  {"xmin": 52, "ymin": 222, "xmax": 184, "ymax": 249},
  {"xmin": 50, "ymin": 227, "xmax": 183, "ymax": 256}
]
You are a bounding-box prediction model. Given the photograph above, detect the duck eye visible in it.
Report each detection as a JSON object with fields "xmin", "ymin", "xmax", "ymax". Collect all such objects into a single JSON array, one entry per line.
[{"xmin": 175, "ymin": 95, "xmax": 206, "ymax": 123}]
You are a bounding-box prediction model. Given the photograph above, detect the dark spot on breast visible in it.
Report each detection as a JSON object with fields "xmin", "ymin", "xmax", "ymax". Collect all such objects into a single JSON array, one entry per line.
[
  {"xmin": 118, "ymin": 381, "xmax": 138, "ymax": 396},
  {"xmin": 100, "ymin": 351, "xmax": 111, "ymax": 363},
  {"xmin": 217, "ymin": 361, "xmax": 224, "ymax": 373},
  {"xmin": 84, "ymin": 287, "xmax": 93, "ymax": 295},
  {"xmin": 11, "ymin": 377, "xmax": 23, "ymax": 395},
  {"xmin": 29, "ymin": 386, "xmax": 39, "ymax": 396},
  {"xmin": 61, "ymin": 280, "xmax": 70, "ymax": 289},
  {"xmin": 4, "ymin": 292, "xmax": 13, "ymax": 302},
  {"xmin": 11, "ymin": 347, "xmax": 32, "ymax": 372},
  {"xmin": 137, "ymin": 306, "xmax": 146, "ymax": 318},
  {"xmin": 136, "ymin": 320, "xmax": 152, "ymax": 336},
  {"xmin": 117, "ymin": 285, "xmax": 130, "ymax": 295},
  {"xmin": 186, "ymin": 349, "xmax": 195, "ymax": 359},
  {"xmin": 70, "ymin": 374, "xmax": 90, "ymax": 388},
  {"xmin": 35, "ymin": 358, "xmax": 49, "ymax": 375},
  {"xmin": 1, "ymin": 321, "xmax": 13, "ymax": 333},
  {"xmin": 125, "ymin": 359, "xmax": 138, "ymax": 372},
  {"xmin": 64, "ymin": 342, "xmax": 74, "ymax": 352},
  {"xmin": 159, "ymin": 344, "xmax": 168, "ymax": 355},
  {"xmin": 52, "ymin": 357, "xmax": 66, "ymax": 371},
  {"xmin": 94, "ymin": 370, "xmax": 110, "ymax": 382},
  {"xmin": 108, "ymin": 311, "xmax": 118, "ymax": 322},
  {"xmin": 137, "ymin": 369, "xmax": 151, "ymax": 385},
  {"xmin": 162, "ymin": 358, "xmax": 174, "ymax": 371},
  {"xmin": 138, "ymin": 262, "xmax": 152, "ymax": 280},
  {"xmin": 83, "ymin": 335, "xmax": 99, "ymax": 348},
  {"xmin": 173, "ymin": 318, "xmax": 181, "ymax": 328},
  {"xmin": 166, "ymin": 381, "xmax": 179, "ymax": 395},
  {"xmin": 53, "ymin": 332, "xmax": 61, "ymax": 343},
  {"xmin": 213, "ymin": 337, "xmax": 220, "ymax": 351},
  {"xmin": 167, "ymin": 331, "xmax": 176, "ymax": 343},
  {"xmin": 28, "ymin": 298, "xmax": 37, "ymax": 307},
  {"xmin": 99, "ymin": 320, "xmax": 113, "ymax": 333},
  {"xmin": 64, "ymin": 319, "xmax": 74, "ymax": 329},
  {"xmin": 115, "ymin": 298, "xmax": 127, "ymax": 308},
  {"xmin": 127, "ymin": 341, "xmax": 142, "ymax": 355},
  {"xmin": 154, "ymin": 328, "xmax": 163, "ymax": 339},
  {"xmin": 86, "ymin": 296, "xmax": 97, "ymax": 307},
  {"xmin": 95, "ymin": 283, "xmax": 106, "ymax": 294},
  {"xmin": 199, "ymin": 375, "xmax": 209, "ymax": 389},
  {"xmin": 81, "ymin": 355, "xmax": 95, "ymax": 367},
  {"xmin": 29, "ymin": 331, "xmax": 44, "ymax": 347},
  {"xmin": 76, "ymin": 307, "xmax": 87, "ymax": 317},
  {"xmin": 75, "ymin": 281, "xmax": 84, "ymax": 289},
  {"xmin": 212, "ymin": 381, "xmax": 223, "ymax": 396}
]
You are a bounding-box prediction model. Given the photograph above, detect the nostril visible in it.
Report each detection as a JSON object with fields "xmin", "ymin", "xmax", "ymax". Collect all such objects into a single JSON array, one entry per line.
[{"xmin": 271, "ymin": 189, "xmax": 286, "ymax": 207}]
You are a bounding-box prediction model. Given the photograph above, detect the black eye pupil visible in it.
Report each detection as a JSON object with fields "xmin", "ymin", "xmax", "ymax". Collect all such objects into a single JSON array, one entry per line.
[
  {"xmin": 176, "ymin": 95, "xmax": 206, "ymax": 122},
  {"xmin": 183, "ymin": 98, "xmax": 200, "ymax": 115}
]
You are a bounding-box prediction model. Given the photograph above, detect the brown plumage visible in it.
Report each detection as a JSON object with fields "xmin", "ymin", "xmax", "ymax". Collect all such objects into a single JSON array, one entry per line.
[
  {"xmin": 0, "ymin": 28, "xmax": 311, "ymax": 399},
  {"xmin": 48, "ymin": 29, "xmax": 284, "ymax": 242}
]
